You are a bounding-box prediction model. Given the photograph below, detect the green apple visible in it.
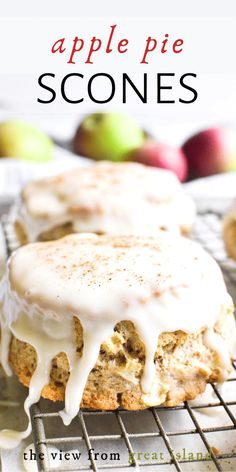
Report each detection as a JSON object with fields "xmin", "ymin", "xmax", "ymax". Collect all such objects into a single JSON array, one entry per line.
[
  {"xmin": 0, "ymin": 121, "xmax": 54, "ymax": 162},
  {"xmin": 73, "ymin": 113, "xmax": 145, "ymax": 161}
]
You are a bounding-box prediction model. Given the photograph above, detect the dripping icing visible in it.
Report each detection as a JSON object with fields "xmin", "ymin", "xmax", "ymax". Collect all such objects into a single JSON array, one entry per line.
[{"xmin": 0, "ymin": 233, "xmax": 235, "ymax": 447}]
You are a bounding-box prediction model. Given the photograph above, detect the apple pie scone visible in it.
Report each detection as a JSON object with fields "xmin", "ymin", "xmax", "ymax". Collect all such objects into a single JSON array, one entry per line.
[
  {"xmin": 13, "ymin": 161, "xmax": 195, "ymax": 244},
  {"xmin": 0, "ymin": 233, "xmax": 235, "ymax": 423}
]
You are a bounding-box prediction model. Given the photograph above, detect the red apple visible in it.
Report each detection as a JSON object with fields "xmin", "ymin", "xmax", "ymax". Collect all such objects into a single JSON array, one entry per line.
[
  {"xmin": 127, "ymin": 140, "xmax": 188, "ymax": 182},
  {"xmin": 182, "ymin": 128, "xmax": 236, "ymax": 178}
]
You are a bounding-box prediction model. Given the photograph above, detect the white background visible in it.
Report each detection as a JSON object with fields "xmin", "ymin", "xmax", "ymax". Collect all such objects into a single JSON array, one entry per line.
[{"xmin": 0, "ymin": 0, "xmax": 236, "ymax": 144}]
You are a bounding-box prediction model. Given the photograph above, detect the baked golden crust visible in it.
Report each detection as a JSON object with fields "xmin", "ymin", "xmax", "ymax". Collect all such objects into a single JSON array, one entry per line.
[
  {"xmin": 14, "ymin": 220, "xmax": 28, "ymax": 246},
  {"xmin": 15, "ymin": 220, "xmax": 75, "ymax": 245},
  {"xmin": 223, "ymin": 215, "xmax": 236, "ymax": 261},
  {"xmin": 9, "ymin": 308, "xmax": 235, "ymax": 410},
  {"xmin": 15, "ymin": 219, "xmax": 191, "ymax": 246}
]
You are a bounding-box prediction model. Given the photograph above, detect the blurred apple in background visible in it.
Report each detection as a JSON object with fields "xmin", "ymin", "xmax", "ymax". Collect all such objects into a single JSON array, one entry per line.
[
  {"xmin": 73, "ymin": 113, "xmax": 145, "ymax": 161},
  {"xmin": 127, "ymin": 141, "xmax": 188, "ymax": 182},
  {"xmin": 0, "ymin": 121, "xmax": 54, "ymax": 162},
  {"xmin": 182, "ymin": 128, "xmax": 236, "ymax": 178}
]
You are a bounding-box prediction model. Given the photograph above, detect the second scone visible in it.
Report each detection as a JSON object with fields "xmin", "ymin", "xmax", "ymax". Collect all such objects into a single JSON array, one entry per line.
[{"xmin": 13, "ymin": 161, "xmax": 195, "ymax": 244}]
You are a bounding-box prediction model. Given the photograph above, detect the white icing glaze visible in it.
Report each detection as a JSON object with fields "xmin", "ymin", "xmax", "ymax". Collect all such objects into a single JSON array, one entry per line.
[
  {"xmin": 0, "ymin": 233, "xmax": 235, "ymax": 448},
  {"xmin": 13, "ymin": 162, "xmax": 195, "ymax": 241}
]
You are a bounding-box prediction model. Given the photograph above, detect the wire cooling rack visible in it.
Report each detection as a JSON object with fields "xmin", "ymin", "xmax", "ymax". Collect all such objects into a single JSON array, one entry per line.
[{"xmin": 1, "ymin": 209, "xmax": 236, "ymax": 472}]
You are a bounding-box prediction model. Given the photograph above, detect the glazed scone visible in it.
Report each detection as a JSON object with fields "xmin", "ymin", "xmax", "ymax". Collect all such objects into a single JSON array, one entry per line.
[
  {"xmin": 13, "ymin": 161, "xmax": 195, "ymax": 244},
  {"xmin": 0, "ymin": 233, "xmax": 235, "ymax": 426},
  {"xmin": 223, "ymin": 202, "xmax": 236, "ymax": 261}
]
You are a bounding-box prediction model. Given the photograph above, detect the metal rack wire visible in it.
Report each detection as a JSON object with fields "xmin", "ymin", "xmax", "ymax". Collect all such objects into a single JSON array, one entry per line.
[{"xmin": 1, "ymin": 209, "xmax": 236, "ymax": 472}]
